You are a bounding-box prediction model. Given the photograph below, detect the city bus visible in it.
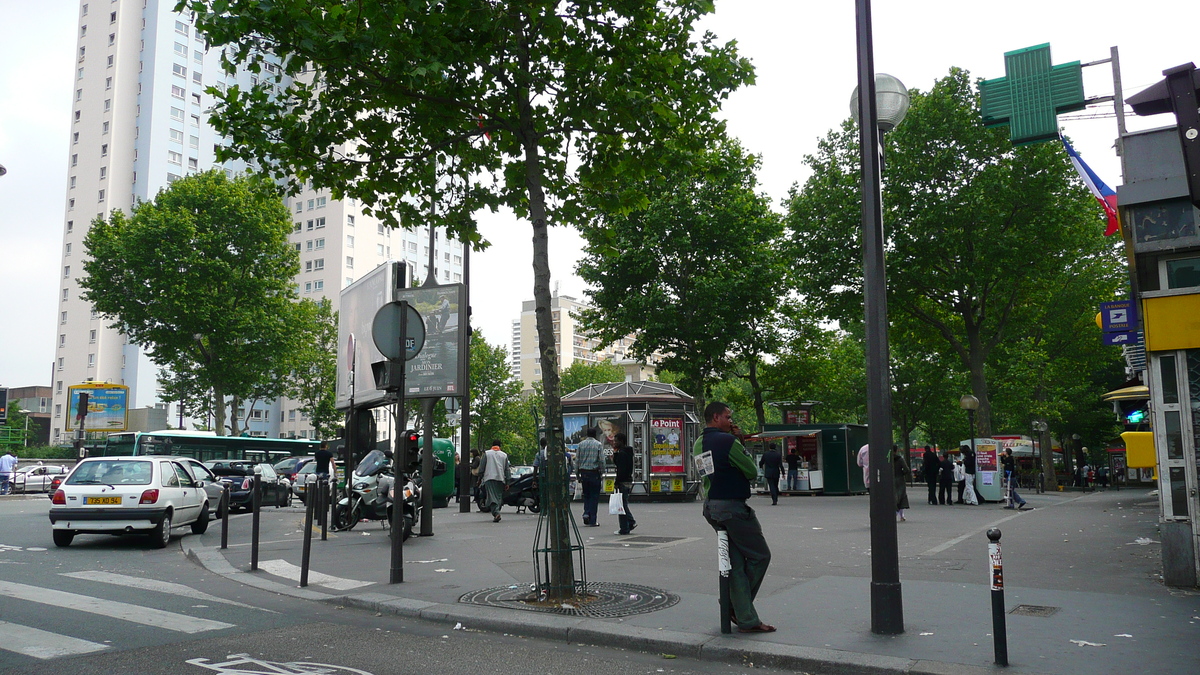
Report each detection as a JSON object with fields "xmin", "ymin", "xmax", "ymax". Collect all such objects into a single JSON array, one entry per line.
[{"xmin": 96, "ymin": 429, "xmax": 320, "ymax": 464}]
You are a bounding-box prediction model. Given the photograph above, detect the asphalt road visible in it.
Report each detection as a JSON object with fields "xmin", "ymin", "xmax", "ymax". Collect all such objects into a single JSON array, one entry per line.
[{"xmin": 0, "ymin": 495, "xmax": 786, "ymax": 675}]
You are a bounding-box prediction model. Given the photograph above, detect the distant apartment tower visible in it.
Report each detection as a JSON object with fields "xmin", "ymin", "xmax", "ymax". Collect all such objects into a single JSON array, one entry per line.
[
  {"xmin": 52, "ymin": 1, "xmax": 464, "ymax": 442},
  {"xmin": 509, "ymin": 319, "xmax": 522, "ymax": 382},
  {"xmin": 512, "ymin": 291, "xmax": 659, "ymax": 393}
]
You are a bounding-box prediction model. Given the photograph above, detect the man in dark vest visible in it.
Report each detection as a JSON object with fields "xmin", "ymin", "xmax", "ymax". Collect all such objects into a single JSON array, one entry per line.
[
  {"xmin": 759, "ymin": 443, "xmax": 782, "ymax": 505},
  {"xmin": 693, "ymin": 402, "xmax": 774, "ymax": 634},
  {"xmin": 922, "ymin": 445, "xmax": 940, "ymax": 505}
]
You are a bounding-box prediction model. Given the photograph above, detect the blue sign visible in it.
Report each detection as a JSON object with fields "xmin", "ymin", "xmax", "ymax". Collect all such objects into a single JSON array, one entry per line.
[
  {"xmin": 1102, "ymin": 330, "xmax": 1138, "ymax": 346},
  {"xmin": 1099, "ymin": 300, "xmax": 1138, "ymax": 332}
]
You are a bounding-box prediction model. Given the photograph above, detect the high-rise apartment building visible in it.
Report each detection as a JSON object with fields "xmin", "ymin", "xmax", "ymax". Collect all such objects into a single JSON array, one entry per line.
[
  {"xmin": 510, "ymin": 291, "xmax": 659, "ymax": 393},
  {"xmin": 52, "ymin": 1, "xmax": 463, "ymax": 443}
]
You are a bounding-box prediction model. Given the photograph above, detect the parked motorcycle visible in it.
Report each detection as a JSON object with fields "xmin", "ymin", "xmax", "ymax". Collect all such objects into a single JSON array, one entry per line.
[
  {"xmin": 474, "ymin": 470, "xmax": 540, "ymax": 513},
  {"xmin": 331, "ymin": 449, "xmax": 394, "ymax": 532},
  {"xmin": 389, "ymin": 456, "xmax": 448, "ymax": 541}
]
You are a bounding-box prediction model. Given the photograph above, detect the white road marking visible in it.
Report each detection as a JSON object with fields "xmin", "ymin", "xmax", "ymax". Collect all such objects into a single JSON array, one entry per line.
[
  {"xmin": 61, "ymin": 570, "xmax": 272, "ymax": 612},
  {"xmin": 0, "ymin": 580, "xmax": 233, "ymax": 633},
  {"xmin": 0, "ymin": 621, "xmax": 109, "ymax": 659},
  {"xmin": 921, "ymin": 493, "xmax": 1091, "ymax": 556},
  {"xmin": 257, "ymin": 559, "xmax": 373, "ymax": 591}
]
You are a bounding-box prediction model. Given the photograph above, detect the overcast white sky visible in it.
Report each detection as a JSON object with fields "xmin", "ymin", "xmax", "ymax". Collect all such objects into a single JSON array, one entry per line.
[{"xmin": 2, "ymin": 1, "xmax": 1197, "ymax": 389}]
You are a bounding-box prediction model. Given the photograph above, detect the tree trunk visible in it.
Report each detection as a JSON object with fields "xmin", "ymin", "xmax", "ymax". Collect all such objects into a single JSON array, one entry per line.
[
  {"xmin": 965, "ymin": 334, "xmax": 992, "ymax": 436},
  {"xmin": 229, "ymin": 395, "xmax": 241, "ymax": 437},
  {"xmin": 747, "ymin": 356, "xmax": 766, "ymax": 433},
  {"xmin": 518, "ymin": 24, "xmax": 574, "ymax": 600},
  {"xmin": 212, "ymin": 385, "xmax": 226, "ymax": 437},
  {"xmin": 1036, "ymin": 420, "xmax": 1056, "ymax": 491}
]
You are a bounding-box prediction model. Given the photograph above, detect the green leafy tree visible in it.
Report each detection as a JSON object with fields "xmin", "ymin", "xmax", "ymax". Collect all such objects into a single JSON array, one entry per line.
[
  {"xmin": 287, "ymin": 298, "xmax": 341, "ymax": 439},
  {"xmin": 81, "ymin": 170, "xmax": 301, "ymax": 436},
  {"xmin": 182, "ymin": 0, "xmax": 752, "ymax": 597},
  {"xmin": 469, "ymin": 330, "xmax": 531, "ymax": 457},
  {"xmin": 559, "ymin": 360, "xmax": 626, "ymax": 397},
  {"xmin": 786, "ymin": 68, "xmax": 1124, "ymax": 435},
  {"xmin": 577, "ymin": 138, "xmax": 784, "ymax": 412}
]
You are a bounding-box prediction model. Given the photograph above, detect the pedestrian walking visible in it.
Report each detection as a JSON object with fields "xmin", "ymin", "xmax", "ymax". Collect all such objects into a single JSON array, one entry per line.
[
  {"xmin": 1002, "ymin": 448, "xmax": 1029, "ymax": 510},
  {"xmin": 953, "ymin": 460, "xmax": 966, "ymax": 504},
  {"xmin": 856, "ymin": 443, "xmax": 871, "ymax": 491},
  {"xmin": 478, "ymin": 440, "xmax": 511, "ymax": 522},
  {"xmin": 575, "ymin": 427, "xmax": 603, "ymax": 527},
  {"xmin": 759, "ymin": 443, "xmax": 782, "ymax": 505},
  {"xmin": 314, "ymin": 441, "xmax": 336, "ymax": 482},
  {"xmin": 922, "ymin": 446, "xmax": 939, "ymax": 505},
  {"xmin": 612, "ymin": 433, "xmax": 637, "ymax": 535},
  {"xmin": 785, "ymin": 447, "xmax": 801, "ymax": 491},
  {"xmin": 693, "ymin": 402, "xmax": 774, "ymax": 634},
  {"xmin": 892, "ymin": 448, "xmax": 909, "ymax": 522},
  {"xmin": 0, "ymin": 449, "xmax": 17, "ymax": 495},
  {"xmin": 938, "ymin": 452, "xmax": 955, "ymax": 505},
  {"xmin": 961, "ymin": 444, "xmax": 978, "ymax": 505}
]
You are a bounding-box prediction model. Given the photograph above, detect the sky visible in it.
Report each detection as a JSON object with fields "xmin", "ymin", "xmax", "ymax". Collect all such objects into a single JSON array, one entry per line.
[{"xmin": 2, "ymin": 0, "xmax": 1198, "ymax": 390}]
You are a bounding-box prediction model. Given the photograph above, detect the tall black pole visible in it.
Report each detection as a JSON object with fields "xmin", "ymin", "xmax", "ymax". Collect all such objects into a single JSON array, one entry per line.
[
  {"xmin": 855, "ymin": 0, "xmax": 903, "ymax": 635},
  {"xmin": 459, "ymin": 243, "xmax": 472, "ymax": 513},
  {"xmin": 390, "ymin": 303, "xmax": 409, "ymax": 584}
]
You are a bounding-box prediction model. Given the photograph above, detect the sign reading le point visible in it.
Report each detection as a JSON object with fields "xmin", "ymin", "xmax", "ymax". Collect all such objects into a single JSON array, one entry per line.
[{"xmin": 372, "ymin": 301, "xmax": 425, "ymax": 361}]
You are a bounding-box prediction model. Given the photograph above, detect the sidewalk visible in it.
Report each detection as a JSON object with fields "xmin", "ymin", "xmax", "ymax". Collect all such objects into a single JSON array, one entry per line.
[{"xmin": 188, "ymin": 488, "xmax": 1199, "ymax": 675}]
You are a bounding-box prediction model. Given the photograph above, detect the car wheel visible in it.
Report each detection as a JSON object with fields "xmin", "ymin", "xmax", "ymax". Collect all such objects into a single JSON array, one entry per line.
[
  {"xmin": 52, "ymin": 530, "xmax": 74, "ymax": 547},
  {"xmin": 191, "ymin": 504, "xmax": 210, "ymax": 534},
  {"xmin": 283, "ymin": 491, "xmax": 292, "ymax": 507},
  {"xmin": 152, "ymin": 511, "xmax": 173, "ymax": 548}
]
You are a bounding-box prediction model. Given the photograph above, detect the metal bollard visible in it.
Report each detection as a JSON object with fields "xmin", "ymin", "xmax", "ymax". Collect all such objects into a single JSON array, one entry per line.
[
  {"xmin": 320, "ymin": 479, "xmax": 329, "ymax": 541},
  {"xmin": 390, "ymin": 479, "xmax": 404, "ymax": 584},
  {"xmin": 300, "ymin": 481, "xmax": 315, "ymax": 587},
  {"xmin": 220, "ymin": 484, "xmax": 230, "ymax": 550},
  {"xmin": 717, "ymin": 530, "xmax": 732, "ymax": 634},
  {"xmin": 987, "ymin": 528, "xmax": 1009, "ymax": 666},
  {"xmin": 251, "ymin": 474, "xmax": 261, "ymax": 572}
]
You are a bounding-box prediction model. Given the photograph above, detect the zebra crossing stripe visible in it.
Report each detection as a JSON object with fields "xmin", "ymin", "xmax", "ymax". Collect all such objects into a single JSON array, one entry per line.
[
  {"xmin": 61, "ymin": 571, "xmax": 271, "ymax": 612},
  {"xmin": 257, "ymin": 559, "xmax": 373, "ymax": 591},
  {"xmin": 0, "ymin": 580, "xmax": 233, "ymax": 634},
  {"xmin": 0, "ymin": 621, "xmax": 109, "ymax": 659}
]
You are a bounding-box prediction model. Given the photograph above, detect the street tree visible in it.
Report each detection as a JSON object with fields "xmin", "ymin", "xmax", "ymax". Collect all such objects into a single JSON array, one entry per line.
[
  {"xmin": 559, "ymin": 360, "xmax": 626, "ymax": 398},
  {"xmin": 469, "ymin": 330, "xmax": 530, "ymax": 456},
  {"xmin": 577, "ymin": 138, "xmax": 784, "ymax": 412},
  {"xmin": 785, "ymin": 68, "xmax": 1123, "ymax": 435},
  {"xmin": 81, "ymin": 170, "xmax": 301, "ymax": 436},
  {"xmin": 288, "ymin": 298, "xmax": 341, "ymax": 439},
  {"xmin": 182, "ymin": 0, "xmax": 752, "ymax": 597}
]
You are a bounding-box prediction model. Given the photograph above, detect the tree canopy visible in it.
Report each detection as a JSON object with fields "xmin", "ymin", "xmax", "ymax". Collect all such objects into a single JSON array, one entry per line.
[{"xmin": 81, "ymin": 170, "xmax": 302, "ymax": 436}]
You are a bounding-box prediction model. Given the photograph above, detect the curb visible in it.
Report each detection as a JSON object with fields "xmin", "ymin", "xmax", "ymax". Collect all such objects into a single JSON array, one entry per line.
[{"xmin": 186, "ymin": 543, "xmax": 1026, "ymax": 675}]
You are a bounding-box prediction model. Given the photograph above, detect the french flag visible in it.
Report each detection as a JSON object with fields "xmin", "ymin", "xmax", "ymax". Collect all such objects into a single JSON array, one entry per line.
[{"xmin": 1060, "ymin": 136, "xmax": 1120, "ymax": 236}]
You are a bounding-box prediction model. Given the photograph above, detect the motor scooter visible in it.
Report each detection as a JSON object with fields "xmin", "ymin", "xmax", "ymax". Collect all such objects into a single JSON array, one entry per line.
[
  {"xmin": 389, "ymin": 455, "xmax": 448, "ymax": 540},
  {"xmin": 331, "ymin": 449, "xmax": 394, "ymax": 531}
]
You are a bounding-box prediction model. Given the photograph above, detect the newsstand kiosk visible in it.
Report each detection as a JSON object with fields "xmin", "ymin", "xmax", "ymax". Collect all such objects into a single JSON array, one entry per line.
[
  {"xmin": 756, "ymin": 423, "xmax": 869, "ymax": 495},
  {"xmin": 560, "ymin": 381, "xmax": 702, "ymax": 500}
]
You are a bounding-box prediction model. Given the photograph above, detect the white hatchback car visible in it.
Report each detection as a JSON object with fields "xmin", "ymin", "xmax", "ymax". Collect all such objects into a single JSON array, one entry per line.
[{"xmin": 48, "ymin": 456, "xmax": 211, "ymax": 548}]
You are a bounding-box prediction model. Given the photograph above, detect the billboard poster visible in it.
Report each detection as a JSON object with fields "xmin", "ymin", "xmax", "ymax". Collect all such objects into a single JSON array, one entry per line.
[
  {"xmin": 396, "ymin": 284, "xmax": 466, "ymax": 398},
  {"xmin": 563, "ymin": 415, "xmax": 589, "ymax": 451},
  {"xmin": 649, "ymin": 417, "xmax": 684, "ymax": 473},
  {"xmin": 591, "ymin": 414, "xmax": 625, "ymax": 462},
  {"xmin": 337, "ymin": 262, "xmax": 404, "ymax": 410},
  {"xmin": 975, "ymin": 442, "xmax": 998, "ymax": 472},
  {"xmin": 65, "ymin": 383, "xmax": 129, "ymax": 432}
]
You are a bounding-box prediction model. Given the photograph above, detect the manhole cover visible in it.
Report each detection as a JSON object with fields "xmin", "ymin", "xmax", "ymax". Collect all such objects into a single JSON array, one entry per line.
[
  {"xmin": 1009, "ymin": 604, "xmax": 1060, "ymax": 617},
  {"xmin": 460, "ymin": 582, "xmax": 679, "ymax": 618}
]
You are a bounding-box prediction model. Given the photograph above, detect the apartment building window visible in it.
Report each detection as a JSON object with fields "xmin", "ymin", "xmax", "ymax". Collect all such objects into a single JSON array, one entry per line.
[
  {"xmin": 193, "ymin": 71, "xmax": 202, "ymax": 85},
  {"xmin": 72, "ymin": 132, "xmax": 79, "ymax": 144},
  {"xmin": 444, "ymin": 270, "xmax": 450, "ymax": 281},
  {"xmin": 168, "ymin": 151, "xmax": 182, "ymax": 165},
  {"xmin": 386, "ymin": 246, "xmax": 391, "ymax": 257},
  {"xmin": 408, "ymin": 241, "xmax": 416, "ymax": 252},
  {"xmin": 99, "ymin": 167, "xmax": 106, "ymax": 179},
  {"xmin": 64, "ymin": 265, "xmax": 71, "ymax": 279},
  {"xmin": 305, "ymin": 240, "xmax": 313, "ymax": 252},
  {"xmin": 102, "ymin": 121, "xmax": 110, "ymax": 134},
  {"xmin": 74, "ymin": 110, "xmax": 81, "ymax": 123},
  {"xmin": 68, "ymin": 198, "xmax": 75, "ymax": 209},
  {"xmin": 61, "ymin": 311, "xmax": 68, "ymax": 324},
  {"xmin": 188, "ymin": 158, "xmax": 198, "ymax": 170},
  {"xmin": 306, "ymin": 219, "xmax": 314, "ymax": 231},
  {"xmin": 88, "ymin": 354, "xmax": 95, "ymax": 367},
  {"xmin": 98, "ymin": 189, "xmax": 105, "ymax": 201},
  {"xmin": 106, "ymin": 55, "xmax": 114, "ymax": 68},
  {"xmin": 346, "ymin": 215, "xmax": 355, "ymax": 226},
  {"xmin": 76, "ymin": 89, "xmax": 82, "ymax": 102},
  {"xmin": 78, "ymin": 67, "xmax": 84, "ymax": 80},
  {"xmin": 376, "ymin": 244, "xmax": 384, "ymax": 256},
  {"xmin": 305, "ymin": 261, "xmax": 312, "ymax": 272},
  {"xmin": 57, "ymin": 381, "xmax": 63, "ymax": 394},
  {"xmin": 189, "ymin": 135, "xmax": 199, "ymax": 149},
  {"xmin": 293, "ymin": 222, "xmax": 301, "ymax": 233},
  {"xmin": 307, "ymin": 199, "xmax": 314, "ymax": 210},
  {"xmin": 172, "ymin": 85, "xmax": 185, "ymax": 99},
  {"xmin": 173, "ymin": 63, "xmax": 187, "ymax": 78},
  {"xmin": 453, "ymin": 255, "xmax": 462, "ymax": 265},
  {"xmin": 444, "ymin": 252, "xmax": 450, "ymax": 262},
  {"xmin": 59, "ymin": 334, "xmax": 66, "ymax": 347},
  {"xmin": 110, "ymin": 11, "xmax": 116, "ymax": 22},
  {"xmin": 315, "ymin": 238, "xmax": 325, "ymax": 250},
  {"xmin": 166, "ymin": 173, "xmax": 180, "ymax": 183},
  {"xmin": 316, "ymin": 196, "xmax": 327, "ymax": 208},
  {"xmin": 294, "ymin": 201, "xmax": 304, "ymax": 214},
  {"xmin": 100, "ymin": 143, "xmax": 108, "ymax": 156},
  {"xmin": 304, "ymin": 281, "xmax": 312, "ymax": 293},
  {"xmin": 170, "ymin": 107, "xmax": 185, "ymax": 121},
  {"xmin": 66, "ymin": 243, "xmax": 73, "ymax": 255},
  {"xmin": 108, "ymin": 33, "xmax": 114, "ymax": 46},
  {"xmin": 193, "ymin": 50, "xmax": 202, "ymax": 63},
  {"xmin": 345, "ymin": 256, "xmax": 354, "ymax": 269},
  {"xmin": 61, "ymin": 287, "xmax": 69, "ymax": 301},
  {"xmin": 191, "ymin": 93, "xmax": 201, "ymax": 106},
  {"xmin": 313, "ymin": 258, "xmax": 324, "ymax": 271},
  {"xmin": 346, "ymin": 235, "xmax": 354, "ymax": 248},
  {"xmin": 104, "ymin": 98, "xmax": 111, "ymax": 111},
  {"xmin": 89, "ymin": 330, "xmax": 97, "ymax": 343},
  {"xmin": 314, "ymin": 280, "xmax": 324, "ymax": 291},
  {"xmin": 176, "ymin": 20, "xmax": 188, "ymax": 35},
  {"xmin": 289, "ymin": 409, "xmax": 296, "ymax": 421},
  {"xmin": 55, "ymin": 405, "xmax": 62, "ymax": 419},
  {"xmin": 57, "ymin": 357, "xmax": 64, "ymax": 371},
  {"xmin": 174, "ymin": 41, "xmax": 187, "ymax": 57},
  {"xmin": 80, "ymin": 46, "xmax": 87, "ymax": 61},
  {"xmin": 70, "ymin": 176, "xmax": 77, "ymax": 189},
  {"xmin": 190, "ymin": 114, "xmax": 200, "ymax": 127},
  {"xmin": 346, "ymin": 277, "xmax": 354, "ymax": 287},
  {"xmin": 314, "ymin": 217, "xmax": 325, "ymax": 229},
  {"xmin": 82, "ymin": 4, "xmax": 88, "ymax": 15},
  {"xmin": 105, "ymin": 77, "xmax": 112, "ymax": 90},
  {"xmin": 454, "ymin": 273, "xmax": 462, "ymax": 282},
  {"xmin": 67, "ymin": 220, "xmax": 73, "ymax": 233},
  {"xmin": 293, "ymin": 243, "xmax": 301, "ymax": 252},
  {"xmin": 169, "ymin": 129, "xmax": 184, "ymax": 143}
]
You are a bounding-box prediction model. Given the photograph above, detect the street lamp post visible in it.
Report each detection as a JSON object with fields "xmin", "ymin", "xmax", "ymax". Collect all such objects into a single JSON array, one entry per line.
[
  {"xmin": 960, "ymin": 394, "xmax": 980, "ymax": 465},
  {"xmin": 1071, "ymin": 433, "xmax": 1082, "ymax": 485},
  {"xmin": 852, "ymin": 0, "xmax": 910, "ymax": 636}
]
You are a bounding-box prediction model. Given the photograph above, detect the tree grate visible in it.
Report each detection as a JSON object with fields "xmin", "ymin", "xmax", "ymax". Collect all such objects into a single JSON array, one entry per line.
[
  {"xmin": 460, "ymin": 581, "xmax": 679, "ymax": 618},
  {"xmin": 1009, "ymin": 604, "xmax": 1060, "ymax": 617}
]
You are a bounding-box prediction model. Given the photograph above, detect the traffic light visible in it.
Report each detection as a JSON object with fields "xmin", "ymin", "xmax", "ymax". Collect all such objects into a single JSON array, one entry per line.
[{"xmin": 402, "ymin": 429, "xmax": 420, "ymax": 468}]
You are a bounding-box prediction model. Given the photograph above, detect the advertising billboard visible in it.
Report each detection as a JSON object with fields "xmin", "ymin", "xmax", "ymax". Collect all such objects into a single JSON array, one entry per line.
[
  {"xmin": 336, "ymin": 261, "xmax": 409, "ymax": 410},
  {"xmin": 649, "ymin": 417, "xmax": 684, "ymax": 473},
  {"xmin": 65, "ymin": 383, "xmax": 129, "ymax": 432},
  {"xmin": 393, "ymin": 284, "xmax": 466, "ymax": 399}
]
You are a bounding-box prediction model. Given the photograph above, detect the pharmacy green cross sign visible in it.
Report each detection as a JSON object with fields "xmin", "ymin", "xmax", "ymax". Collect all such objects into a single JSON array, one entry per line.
[{"xmin": 980, "ymin": 43, "xmax": 1086, "ymax": 145}]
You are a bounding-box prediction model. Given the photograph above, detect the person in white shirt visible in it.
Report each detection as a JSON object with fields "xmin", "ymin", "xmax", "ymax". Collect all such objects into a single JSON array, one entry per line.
[{"xmin": 0, "ymin": 450, "xmax": 18, "ymax": 495}]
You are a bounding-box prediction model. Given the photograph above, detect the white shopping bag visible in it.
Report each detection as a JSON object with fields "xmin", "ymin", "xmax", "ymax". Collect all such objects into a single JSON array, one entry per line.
[{"xmin": 608, "ymin": 492, "xmax": 626, "ymax": 515}]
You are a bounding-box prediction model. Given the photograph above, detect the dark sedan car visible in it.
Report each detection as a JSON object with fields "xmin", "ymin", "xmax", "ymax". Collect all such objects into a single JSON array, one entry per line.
[
  {"xmin": 273, "ymin": 456, "xmax": 314, "ymax": 482},
  {"xmin": 203, "ymin": 461, "xmax": 291, "ymax": 511}
]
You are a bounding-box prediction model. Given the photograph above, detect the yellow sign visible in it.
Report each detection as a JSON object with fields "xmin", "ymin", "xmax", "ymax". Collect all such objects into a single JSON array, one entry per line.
[
  {"xmin": 671, "ymin": 478, "xmax": 684, "ymax": 492},
  {"xmin": 1143, "ymin": 294, "xmax": 1200, "ymax": 351},
  {"xmin": 603, "ymin": 478, "xmax": 615, "ymax": 494},
  {"xmin": 1120, "ymin": 431, "xmax": 1156, "ymax": 468},
  {"xmin": 650, "ymin": 479, "xmax": 661, "ymax": 492}
]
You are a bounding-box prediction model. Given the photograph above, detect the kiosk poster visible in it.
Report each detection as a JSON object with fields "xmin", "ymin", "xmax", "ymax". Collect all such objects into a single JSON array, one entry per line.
[
  {"xmin": 563, "ymin": 415, "xmax": 589, "ymax": 451},
  {"xmin": 650, "ymin": 417, "xmax": 684, "ymax": 473},
  {"xmin": 975, "ymin": 443, "xmax": 998, "ymax": 472},
  {"xmin": 591, "ymin": 414, "xmax": 624, "ymax": 459}
]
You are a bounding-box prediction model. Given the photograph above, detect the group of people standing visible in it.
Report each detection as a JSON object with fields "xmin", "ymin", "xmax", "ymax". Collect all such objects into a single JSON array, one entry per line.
[{"xmin": 920, "ymin": 445, "xmax": 978, "ymax": 507}]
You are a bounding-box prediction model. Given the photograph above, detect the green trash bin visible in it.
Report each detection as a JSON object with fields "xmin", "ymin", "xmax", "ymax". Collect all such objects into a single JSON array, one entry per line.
[{"xmin": 418, "ymin": 437, "xmax": 457, "ymax": 508}]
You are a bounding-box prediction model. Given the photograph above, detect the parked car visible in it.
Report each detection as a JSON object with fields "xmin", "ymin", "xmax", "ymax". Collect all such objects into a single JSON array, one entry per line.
[
  {"xmin": 204, "ymin": 461, "xmax": 291, "ymax": 510},
  {"xmin": 13, "ymin": 464, "xmax": 70, "ymax": 493},
  {"xmin": 48, "ymin": 456, "xmax": 210, "ymax": 548},
  {"xmin": 273, "ymin": 456, "xmax": 314, "ymax": 482},
  {"xmin": 177, "ymin": 457, "xmax": 229, "ymax": 518},
  {"xmin": 291, "ymin": 461, "xmax": 325, "ymax": 505}
]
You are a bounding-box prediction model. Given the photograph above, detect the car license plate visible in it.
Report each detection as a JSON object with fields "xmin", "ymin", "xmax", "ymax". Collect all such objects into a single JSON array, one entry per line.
[{"xmin": 85, "ymin": 496, "xmax": 122, "ymax": 505}]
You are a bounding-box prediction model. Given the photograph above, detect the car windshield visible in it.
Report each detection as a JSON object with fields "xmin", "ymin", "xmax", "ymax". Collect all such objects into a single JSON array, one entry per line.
[
  {"xmin": 207, "ymin": 461, "xmax": 256, "ymax": 476},
  {"xmin": 67, "ymin": 460, "xmax": 153, "ymax": 486},
  {"xmin": 355, "ymin": 450, "xmax": 390, "ymax": 477}
]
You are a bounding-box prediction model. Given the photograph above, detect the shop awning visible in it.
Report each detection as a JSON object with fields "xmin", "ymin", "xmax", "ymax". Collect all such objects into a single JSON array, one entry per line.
[
  {"xmin": 743, "ymin": 430, "xmax": 822, "ymax": 441},
  {"xmin": 1101, "ymin": 385, "xmax": 1150, "ymax": 402}
]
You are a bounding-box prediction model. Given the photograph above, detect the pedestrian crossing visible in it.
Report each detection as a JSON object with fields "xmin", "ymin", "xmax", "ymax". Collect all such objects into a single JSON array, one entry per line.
[
  {"xmin": 0, "ymin": 573, "xmax": 238, "ymax": 662},
  {"xmin": 257, "ymin": 559, "xmax": 374, "ymax": 591}
]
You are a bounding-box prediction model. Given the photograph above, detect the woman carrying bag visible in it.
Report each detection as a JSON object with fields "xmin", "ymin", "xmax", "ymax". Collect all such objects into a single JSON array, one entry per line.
[{"xmin": 612, "ymin": 433, "xmax": 637, "ymax": 535}]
